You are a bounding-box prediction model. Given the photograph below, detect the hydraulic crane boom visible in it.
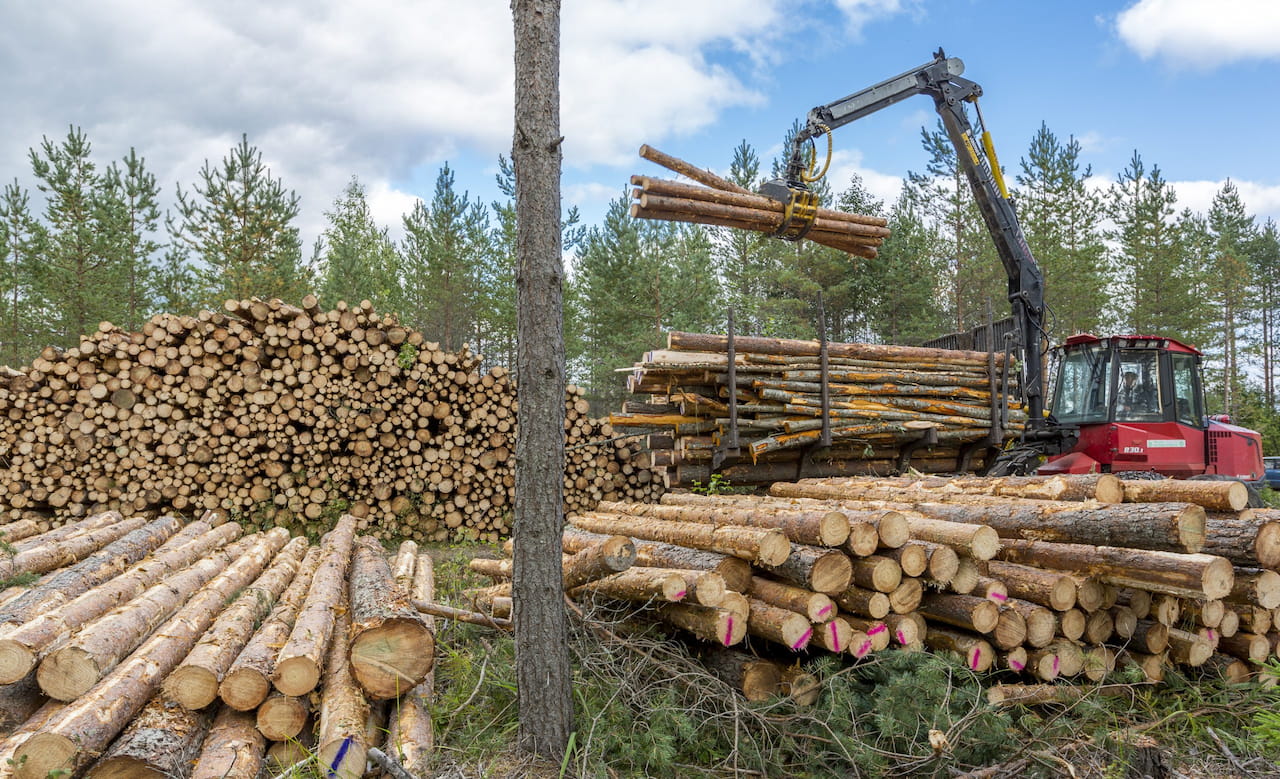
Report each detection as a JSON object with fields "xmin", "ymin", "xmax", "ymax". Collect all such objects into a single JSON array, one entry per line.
[{"xmin": 769, "ymin": 49, "xmax": 1048, "ymax": 429}]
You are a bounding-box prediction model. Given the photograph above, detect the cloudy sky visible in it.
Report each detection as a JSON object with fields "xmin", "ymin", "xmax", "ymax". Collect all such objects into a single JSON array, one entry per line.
[{"xmin": 3, "ymin": 0, "xmax": 1280, "ymax": 253}]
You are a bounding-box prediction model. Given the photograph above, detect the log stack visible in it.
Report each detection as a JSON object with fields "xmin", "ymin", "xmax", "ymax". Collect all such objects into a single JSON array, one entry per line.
[
  {"xmin": 0, "ymin": 513, "xmax": 436, "ymax": 779},
  {"xmin": 0, "ymin": 297, "xmax": 662, "ymax": 544},
  {"xmin": 470, "ymin": 472, "xmax": 1280, "ymax": 701},
  {"xmin": 612, "ymin": 331, "xmax": 1024, "ymax": 488}
]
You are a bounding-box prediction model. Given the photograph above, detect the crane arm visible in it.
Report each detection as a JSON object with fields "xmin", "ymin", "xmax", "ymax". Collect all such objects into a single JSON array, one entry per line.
[{"xmin": 773, "ymin": 49, "xmax": 1047, "ymax": 428}]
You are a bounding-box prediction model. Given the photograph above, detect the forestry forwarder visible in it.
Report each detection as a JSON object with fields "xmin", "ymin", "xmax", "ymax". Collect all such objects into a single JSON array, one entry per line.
[{"xmin": 759, "ymin": 49, "xmax": 1265, "ymax": 487}]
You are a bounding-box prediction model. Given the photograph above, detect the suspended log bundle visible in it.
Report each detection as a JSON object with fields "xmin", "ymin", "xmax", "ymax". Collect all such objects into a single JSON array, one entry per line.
[
  {"xmin": 613, "ymin": 329, "xmax": 1024, "ymax": 490},
  {"xmin": 0, "ymin": 297, "xmax": 663, "ymax": 544}
]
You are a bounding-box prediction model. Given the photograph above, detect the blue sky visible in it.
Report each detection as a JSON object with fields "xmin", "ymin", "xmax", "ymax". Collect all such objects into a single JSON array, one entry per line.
[{"xmin": 2, "ymin": 0, "xmax": 1279, "ymax": 253}]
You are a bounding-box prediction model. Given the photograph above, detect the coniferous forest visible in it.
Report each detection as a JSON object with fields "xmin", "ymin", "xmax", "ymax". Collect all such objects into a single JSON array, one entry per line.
[{"xmin": 3, "ymin": 123, "xmax": 1280, "ymax": 446}]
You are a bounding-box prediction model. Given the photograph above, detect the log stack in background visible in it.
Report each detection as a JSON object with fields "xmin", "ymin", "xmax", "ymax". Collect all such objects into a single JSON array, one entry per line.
[
  {"xmin": 0, "ymin": 514, "xmax": 437, "ymax": 779},
  {"xmin": 471, "ymin": 472, "xmax": 1280, "ymax": 701},
  {"xmin": 611, "ymin": 331, "xmax": 1025, "ymax": 489},
  {"xmin": 0, "ymin": 297, "xmax": 662, "ymax": 544}
]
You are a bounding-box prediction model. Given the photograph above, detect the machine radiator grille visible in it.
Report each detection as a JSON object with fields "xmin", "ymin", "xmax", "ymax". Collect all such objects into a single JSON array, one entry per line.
[{"xmin": 1207, "ymin": 429, "xmax": 1231, "ymax": 466}]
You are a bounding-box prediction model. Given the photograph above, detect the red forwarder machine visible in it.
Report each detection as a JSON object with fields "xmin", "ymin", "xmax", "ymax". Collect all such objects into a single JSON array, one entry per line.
[{"xmin": 761, "ymin": 50, "xmax": 1265, "ymax": 487}]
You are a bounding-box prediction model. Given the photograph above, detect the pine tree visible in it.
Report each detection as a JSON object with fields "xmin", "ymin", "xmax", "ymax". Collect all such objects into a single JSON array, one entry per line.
[
  {"xmin": 1106, "ymin": 151, "xmax": 1211, "ymax": 344},
  {"xmin": 1252, "ymin": 219, "xmax": 1280, "ymax": 407},
  {"xmin": 28, "ymin": 126, "xmax": 118, "ymax": 345},
  {"xmin": 96, "ymin": 148, "xmax": 162, "ymax": 330},
  {"xmin": 713, "ymin": 140, "xmax": 771, "ymax": 333},
  {"xmin": 316, "ymin": 177, "xmax": 401, "ymax": 313},
  {"xmin": 0, "ymin": 181, "xmax": 45, "ymax": 363},
  {"xmin": 399, "ymin": 164, "xmax": 490, "ymax": 351},
  {"xmin": 152, "ymin": 246, "xmax": 203, "ymax": 318},
  {"xmin": 864, "ymin": 192, "xmax": 950, "ymax": 345},
  {"xmin": 171, "ymin": 135, "xmax": 311, "ymax": 306},
  {"xmin": 1015, "ymin": 123, "xmax": 1107, "ymax": 341},
  {"xmin": 1207, "ymin": 179, "xmax": 1257, "ymax": 414}
]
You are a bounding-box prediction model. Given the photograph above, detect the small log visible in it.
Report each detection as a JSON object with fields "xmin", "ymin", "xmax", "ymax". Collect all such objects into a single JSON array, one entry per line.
[
  {"xmin": 1167, "ymin": 628, "xmax": 1214, "ymax": 666},
  {"xmin": 1217, "ymin": 631, "xmax": 1271, "ymax": 664},
  {"xmin": 1110, "ymin": 605, "xmax": 1138, "ymax": 639},
  {"xmin": 918, "ymin": 593, "xmax": 999, "ymax": 634},
  {"xmin": 0, "ymin": 674, "xmax": 44, "ymax": 734},
  {"xmin": 849, "ymin": 555, "xmax": 902, "ymax": 594},
  {"xmin": 1132, "ymin": 620, "xmax": 1171, "ymax": 653},
  {"xmin": 1001, "ymin": 646, "xmax": 1029, "ymax": 673},
  {"xmin": 573, "ymin": 566, "xmax": 689, "ymax": 603},
  {"xmin": 1229, "ymin": 568, "xmax": 1280, "ymax": 609},
  {"xmin": 924, "ymin": 626, "xmax": 995, "ymax": 671},
  {"xmin": 384, "ymin": 553, "xmax": 435, "ymax": 776},
  {"xmin": 1004, "ymin": 599, "xmax": 1055, "ymax": 648},
  {"xmin": 1120, "ymin": 478, "xmax": 1249, "ymax": 512},
  {"xmin": 1057, "ymin": 608, "xmax": 1086, "ymax": 641},
  {"xmin": 992, "ymin": 607, "xmax": 1028, "ymax": 650},
  {"xmin": 882, "ymin": 542, "xmax": 928, "ymax": 578},
  {"xmin": 219, "ymin": 546, "xmax": 324, "ymax": 711},
  {"xmin": 993, "ymin": 539, "xmax": 1234, "ymax": 600},
  {"xmin": 810, "ymin": 617, "xmax": 854, "ymax": 653},
  {"xmin": 780, "ymin": 667, "xmax": 821, "ymax": 706},
  {"xmin": 569, "ymin": 512, "xmax": 790, "ymax": 566},
  {"xmin": 164, "ymin": 535, "xmax": 309, "ymax": 710},
  {"xmin": 888, "ymin": 578, "xmax": 924, "ymax": 614},
  {"xmin": 700, "ymin": 647, "xmax": 782, "ymax": 702},
  {"xmin": 562, "ymin": 527, "xmax": 752, "ymax": 593},
  {"xmin": 656, "ymin": 603, "xmax": 745, "ymax": 646},
  {"xmin": 347, "ymin": 536, "xmax": 434, "ymax": 700},
  {"xmin": 191, "ymin": 706, "xmax": 266, "ymax": 779},
  {"xmin": 256, "ymin": 693, "xmax": 310, "ymax": 741},
  {"xmin": 745, "ymin": 598, "xmax": 813, "ymax": 650},
  {"xmin": 561, "ymin": 534, "xmax": 637, "ymax": 589},
  {"xmin": 844, "ymin": 615, "xmax": 893, "ymax": 651},
  {"xmin": 1116, "ymin": 650, "xmax": 1167, "ymax": 682},
  {"xmin": 86, "ymin": 695, "xmax": 214, "ymax": 778},
  {"xmin": 391, "ymin": 540, "xmax": 418, "ymax": 593},
  {"xmin": 316, "ymin": 594, "xmax": 368, "ymax": 778},
  {"xmin": 833, "ymin": 584, "xmax": 889, "ymax": 619},
  {"xmin": 749, "ymin": 576, "xmax": 835, "ymax": 622},
  {"xmin": 274, "ymin": 515, "xmax": 358, "ymax": 697},
  {"xmin": 758, "ymin": 544, "xmax": 852, "ymax": 594},
  {"xmin": 1047, "ymin": 640, "xmax": 1086, "ymax": 676},
  {"xmin": 597, "ymin": 499, "xmax": 850, "ymax": 547}
]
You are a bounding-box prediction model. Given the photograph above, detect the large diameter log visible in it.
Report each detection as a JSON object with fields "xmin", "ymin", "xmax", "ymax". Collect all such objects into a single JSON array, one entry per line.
[
  {"xmin": 85, "ymin": 695, "xmax": 214, "ymax": 779},
  {"xmin": 745, "ymin": 598, "xmax": 813, "ymax": 650},
  {"xmin": 700, "ymin": 647, "xmax": 782, "ymax": 702},
  {"xmin": 656, "ymin": 603, "xmax": 746, "ymax": 646},
  {"xmin": 1203, "ymin": 516, "xmax": 1280, "ymax": 568},
  {"xmin": 749, "ymin": 576, "xmax": 835, "ymax": 622},
  {"xmin": 0, "ymin": 516, "xmax": 147, "ymax": 582},
  {"xmin": 758, "ymin": 544, "xmax": 853, "ymax": 594},
  {"xmin": 993, "ymin": 538, "xmax": 1234, "ymax": 600},
  {"xmin": 929, "ymin": 501, "xmax": 1207, "ymax": 555},
  {"xmin": 561, "ymin": 534, "xmax": 636, "ymax": 589},
  {"xmin": 274, "ymin": 515, "xmax": 358, "ymax": 697},
  {"xmin": 918, "ymin": 593, "xmax": 1000, "ymax": 634},
  {"xmin": 0, "ymin": 521, "xmax": 237, "ymax": 684},
  {"xmin": 256, "ymin": 693, "xmax": 310, "ymax": 741},
  {"xmin": 11, "ymin": 528, "xmax": 290, "ymax": 779},
  {"xmin": 219, "ymin": 546, "xmax": 324, "ymax": 711},
  {"xmin": 569, "ymin": 512, "xmax": 790, "ymax": 566},
  {"xmin": 384, "ymin": 553, "xmax": 435, "ymax": 775},
  {"xmin": 0, "ymin": 514, "xmax": 192, "ymax": 630},
  {"xmin": 0, "ymin": 674, "xmax": 44, "ymax": 734},
  {"xmin": 1218, "ymin": 632, "xmax": 1272, "ymax": 664},
  {"xmin": 598, "ymin": 499, "xmax": 850, "ymax": 547},
  {"xmin": 1121, "ymin": 478, "xmax": 1249, "ymax": 512},
  {"xmin": 0, "ymin": 519, "xmax": 41, "ymax": 544},
  {"xmin": 562, "ymin": 527, "xmax": 752, "ymax": 593},
  {"xmin": 162, "ymin": 535, "xmax": 309, "ymax": 710},
  {"xmin": 1228, "ymin": 568, "xmax": 1280, "ymax": 609},
  {"xmin": 190, "ymin": 706, "xmax": 266, "ymax": 779},
  {"xmin": 1167, "ymin": 628, "xmax": 1214, "ymax": 666},
  {"xmin": 849, "ymin": 555, "xmax": 902, "ymax": 593},
  {"xmin": 347, "ymin": 536, "xmax": 434, "ymax": 700},
  {"xmin": 981, "ymin": 561, "xmax": 1076, "ymax": 611},
  {"xmin": 37, "ymin": 532, "xmax": 278, "ymax": 702}
]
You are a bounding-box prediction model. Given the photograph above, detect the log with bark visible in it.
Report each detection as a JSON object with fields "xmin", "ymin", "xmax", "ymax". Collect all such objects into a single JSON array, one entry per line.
[
  {"xmin": 918, "ymin": 593, "xmax": 1000, "ymax": 635},
  {"xmin": 85, "ymin": 695, "xmax": 214, "ymax": 778},
  {"xmin": 748, "ymin": 576, "xmax": 835, "ymax": 622},
  {"xmin": 346, "ymin": 535, "xmax": 434, "ymax": 700},
  {"xmin": 992, "ymin": 539, "xmax": 1234, "ymax": 600},
  {"xmin": 568, "ymin": 512, "xmax": 791, "ymax": 566},
  {"xmin": 1119, "ymin": 478, "xmax": 1249, "ymax": 512},
  {"xmin": 561, "ymin": 527, "xmax": 752, "ymax": 593},
  {"xmin": 758, "ymin": 544, "xmax": 853, "ymax": 594},
  {"xmin": 384, "ymin": 552, "xmax": 436, "ymax": 776},
  {"xmin": 9, "ymin": 527, "xmax": 288, "ymax": 778},
  {"xmin": 163, "ymin": 535, "xmax": 309, "ymax": 709},
  {"xmin": 1202, "ymin": 515, "xmax": 1280, "ymax": 568},
  {"xmin": 219, "ymin": 546, "xmax": 324, "ymax": 711},
  {"xmin": 700, "ymin": 647, "xmax": 783, "ymax": 702},
  {"xmin": 655, "ymin": 602, "xmax": 746, "ymax": 646},
  {"xmin": 191, "ymin": 706, "xmax": 267, "ymax": 779},
  {"xmin": 273, "ymin": 515, "xmax": 357, "ymax": 697},
  {"xmin": 596, "ymin": 498, "xmax": 850, "ymax": 547}
]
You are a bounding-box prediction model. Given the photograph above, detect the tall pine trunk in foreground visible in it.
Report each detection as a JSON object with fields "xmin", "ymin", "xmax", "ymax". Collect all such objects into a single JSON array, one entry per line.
[{"xmin": 512, "ymin": 0, "xmax": 572, "ymax": 760}]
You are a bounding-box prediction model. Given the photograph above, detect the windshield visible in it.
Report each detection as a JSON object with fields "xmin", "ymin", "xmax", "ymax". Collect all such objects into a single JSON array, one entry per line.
[{"xmin": 1050, "ymin": 344, "xmax": 1111, "ymax": 424}]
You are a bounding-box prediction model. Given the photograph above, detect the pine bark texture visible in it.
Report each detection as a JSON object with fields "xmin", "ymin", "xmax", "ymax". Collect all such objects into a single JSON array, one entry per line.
[
  {"xmin": 346, "ymin": 536, "xmax": 434, "ymax": 700},
  {"xmin": 85, "ymin": 695, "xmax": 213, "ymax": 778},
  {"xmin": 384, "ymin": 552, "xmax": 436, "ymax": 776},
  {"xmin": 191, "ymin": 706, "xmax": 266, "ymax": 779}
]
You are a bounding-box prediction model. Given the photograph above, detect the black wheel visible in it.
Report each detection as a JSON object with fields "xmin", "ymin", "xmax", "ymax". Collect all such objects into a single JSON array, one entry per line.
[
  {"xmin": 986, "ymin": 445, "xmax": 1045, "ymax": 477},
  {"xmin": 1188, "ymin": 473, "xmax": 1265, "ymax": 508}
]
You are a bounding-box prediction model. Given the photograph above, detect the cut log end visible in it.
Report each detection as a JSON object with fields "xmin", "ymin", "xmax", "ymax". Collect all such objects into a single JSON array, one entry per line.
[
  {"xmin": 0, "ymin": 639, "xmax": 37, "ymax": 685},
  {"xmin": 36, "ymin": 645, "xmax": 101, "ymax": 702},
  {"xmin": 349, "ymin": 619, "xmax": 436, "ymax": 700},
  {"xmin": 272, "ymin": 656, "xmax": 322, "ymax": 698},
  {"xmin": 164, "ymin": 665, "xmax": 220, "ymax": 711},
  {"xmin": 13, "ymin": 731, "xmax": 78, "ymax": 779},
  {"xmin": 219, "ymin": 668, "xmax": 271, "ymax": 711}
]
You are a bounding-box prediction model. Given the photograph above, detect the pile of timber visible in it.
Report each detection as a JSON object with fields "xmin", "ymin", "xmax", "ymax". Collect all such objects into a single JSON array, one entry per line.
[
  {"xmin": 0, "ymin": 512, "xmax": 437, "ymax": 778},
  {"xmin": 630, "ymin": 145, "xmax": 890, "ymax": 259},
  {"xmin": 468, "ymin": 472, "xmax": 1280, "ymax": 701},
  {"xmin": 0, "ymin": 296, "xmax": 662, "ymax": 544},
  {"xmin": 612, "ymin": 330, "xmax": 1025, "ymax": 488}
]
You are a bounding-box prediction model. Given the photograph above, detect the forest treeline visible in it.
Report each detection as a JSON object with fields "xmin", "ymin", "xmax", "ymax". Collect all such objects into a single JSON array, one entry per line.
[{"xmin": 2, "ymin": 123, "xmax": 1279, "ymax": 443}]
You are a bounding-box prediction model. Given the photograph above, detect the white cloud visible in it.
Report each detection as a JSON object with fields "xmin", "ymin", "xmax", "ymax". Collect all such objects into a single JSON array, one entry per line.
[
  {"xmin": 824, "ymin": 149, "xmax": 903, "ymax": 208},
  {"xmin": 1116, "ymin": 0, "xmax": 1280, "ymax": 67},
  {"xmin": 832, "ymin": 0, "xmax": 920, "ymax": 36},
  {"xmin": 1169, "ymin": 178, "xmax": 1280, "ymax": 224},
  {"xmin": 0, "ymin": 0, "xmax": 789, "ymax": 250}
]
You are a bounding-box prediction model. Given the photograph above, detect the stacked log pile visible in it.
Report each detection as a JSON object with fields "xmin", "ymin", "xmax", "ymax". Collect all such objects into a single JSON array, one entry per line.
[
  {"xmin": 470, "ymin": 472, "xmax": 1280, "ymax": 701},
  {"xmin": 0, "ymin": 297, "xmax": 661, "ymax": 544},
  {"xmin": 0, "ymin": 514, "xmax": 437, "ymax": 779},
  {"xmin": 611, "ymin": 331, "xmax": 1025, "ymax": 488}
]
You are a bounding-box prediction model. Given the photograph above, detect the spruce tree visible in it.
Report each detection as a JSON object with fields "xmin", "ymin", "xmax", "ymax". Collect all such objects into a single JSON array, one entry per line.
[
  {"xmin": 0, "ymin": 181, "xmax": 45, "ymax": 363},
  {"xmin": 1252, "ymin": 219, "xmax": 1280, "ymax": 407},
  {"xmin": 171, "ymin": 135, "xmax": 311, "ymax": 306},
  {"xmin": 1207, "ymin": 179, "xmax": 1257, "ymax": 413},
  {"xmin": 316, "ymin": 177, "xmax": 401, "ymax": 313},
  {"xmin": 1015, "ymin": 123, "xmax": 1107, "ymax": 341},
  {"xmin": 713, "ymin": 140, "xmax": 771, "ymax": 333},
  {"xmin": 399, "ymin": 164, "xmax": 489, "ymax": 351},
  {"xmin": 865, "ymin": 192, "xmax": 950, "ymax": 345}
]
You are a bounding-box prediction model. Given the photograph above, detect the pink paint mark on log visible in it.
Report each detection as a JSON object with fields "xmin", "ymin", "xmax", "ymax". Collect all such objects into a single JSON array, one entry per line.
[
  {"xmin": 792, "ymin": 628, "xmax": 813, "ymax": 650},
  {"xmin": 867, "ymin": 623, "xmax": 887, "ymax": 636},
  {"xmin": 970, "ymin": 648, "xmax": 982, "ymax": 670},
  {"xmin": 856, "ymin": 640, "xmax": 873, "ymax": 657},
  {"xmin": 674, "ymin": 590, "xmax": 687, "ymax": 600},
  {"xmin": 990, "ymin": 591, "xmax": 1007, "ymax": 602},
  {"xmin": 829, "ymin": 623, "xmax": 843, "ymax": 651},
  {"xmin": 896, "ymin": 630, "xmax": 907, "ymax": 645},
  {"xmin": 1207, "ymin": 629, "xmax": 1216, "ymax": 641},
  {"xmin": 1052, "ymin": 656, "xmax": 1060, "ymax": 674},
  {"xmin": 1010, "ymin": 659, "xmax": 1025, "ymax": 671},
  {"xmin": 723, "ymin": 617, "xmax": 734, "ymax": 646},
  {"xmin": 816, "ymin": 604, "xmax": 832, "ymax": 618}
]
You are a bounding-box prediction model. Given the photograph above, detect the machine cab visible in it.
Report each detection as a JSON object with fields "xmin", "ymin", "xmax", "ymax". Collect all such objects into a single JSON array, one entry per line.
[{"xmin": 1040, "ymin": 334, "xmax": 1264, "ymax": 480}]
